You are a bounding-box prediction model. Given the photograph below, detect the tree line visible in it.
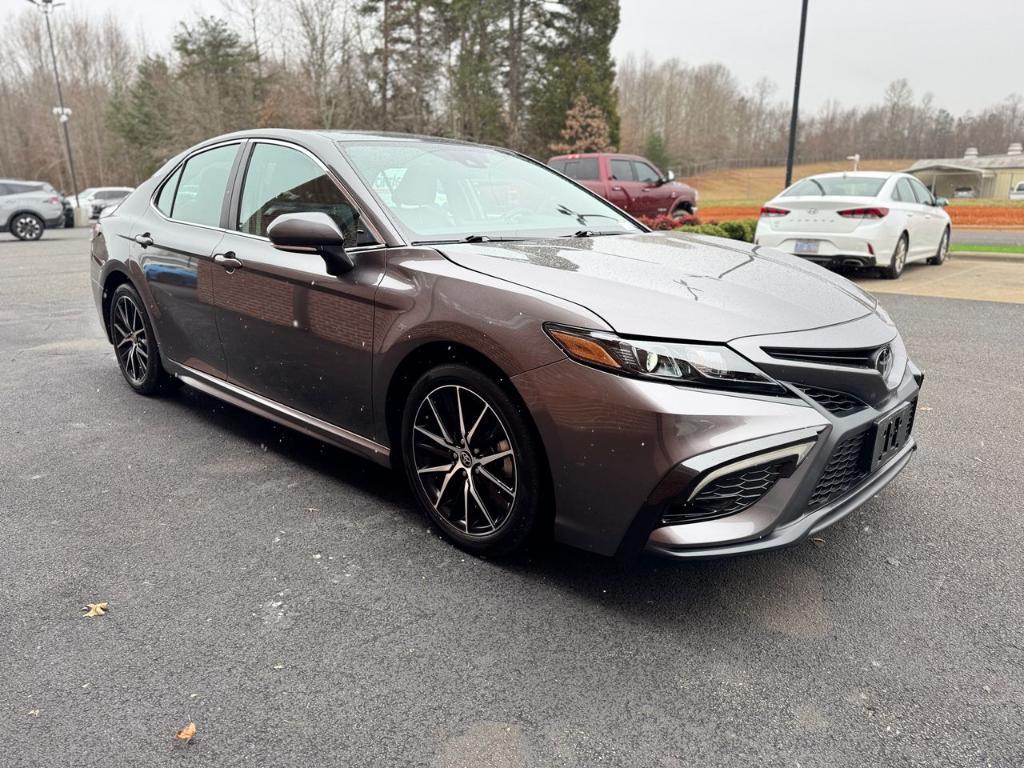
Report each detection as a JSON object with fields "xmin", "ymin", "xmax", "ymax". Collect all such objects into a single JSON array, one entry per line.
[{"xmin": 0, "ymin": 0, "xmax": 1020, "ymax": 192}]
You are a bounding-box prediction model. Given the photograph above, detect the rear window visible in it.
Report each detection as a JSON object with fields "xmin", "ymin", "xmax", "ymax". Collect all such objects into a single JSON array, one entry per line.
[
  {"xmin": 559, "ymin": 158, "xmax": 600, "ymax": 181},
  {"xmin": 783, "ymin": 176, "xmax": 887, "ymax": 197}
]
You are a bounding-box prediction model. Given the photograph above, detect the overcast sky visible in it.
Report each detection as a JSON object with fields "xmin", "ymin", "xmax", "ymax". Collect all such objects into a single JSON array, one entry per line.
[{"xmin": 3, "ymin": 0, "xmax": 1020, "ymax": 114}]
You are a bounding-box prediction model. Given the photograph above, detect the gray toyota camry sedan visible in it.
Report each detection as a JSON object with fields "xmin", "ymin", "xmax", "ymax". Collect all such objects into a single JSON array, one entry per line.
[{"xmin": 90, "ymin": 130, "xmax": 921, "ymax": 560}]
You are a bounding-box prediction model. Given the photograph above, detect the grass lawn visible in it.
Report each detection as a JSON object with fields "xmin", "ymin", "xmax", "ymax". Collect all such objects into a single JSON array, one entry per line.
[{"xmin": 950, "ymin": 243, "xmax": 1024, "ymax": 254}]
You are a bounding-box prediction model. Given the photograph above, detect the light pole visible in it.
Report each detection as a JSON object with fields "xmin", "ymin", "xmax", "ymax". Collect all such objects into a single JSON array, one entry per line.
[
  {"xmin": 28, "ymin": 0, "xmax": 81, "ymax": 208},
  {"xmin": 784, "ymin": 0, "xmax": 809, "ymax": 188}
]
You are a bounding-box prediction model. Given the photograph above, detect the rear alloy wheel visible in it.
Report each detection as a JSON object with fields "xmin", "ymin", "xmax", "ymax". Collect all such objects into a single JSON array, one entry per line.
[
  {"xmin": 402, "ymin": 364, "xmax": 544, "ymax": 555},
  {"xmin": 108, "ymin": 283, "xmax": 173, "ymax": 395},
  {"xmin": 882, "ymin": 234, "xmax": 908, "ymax": 279},
  {"xmin": 11, "ymin": 213, "xmax": 44, "ymax": 241},
  {"xmin": 928, "ymin": 228, "xmax": 949, "ymax": 265}
]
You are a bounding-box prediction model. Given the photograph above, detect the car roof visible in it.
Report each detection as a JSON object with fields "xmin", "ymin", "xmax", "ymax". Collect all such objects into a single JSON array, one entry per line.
[
  {"xmin": 210, "ymin": 127, "xmax": 502, "ymax": 151},
  {"xmin": 801, "ymin": 171, "xmax": 903, "ymax": 179}
]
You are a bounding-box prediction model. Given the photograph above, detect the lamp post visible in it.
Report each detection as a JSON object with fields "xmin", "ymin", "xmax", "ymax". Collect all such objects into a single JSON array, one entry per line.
[
  {"xmin": 28, "ymin": 0, "xmax": 81, "ymax": 209},
  {"xmin": 784, "ymin": 0, "xmax": 809, "ymax": 188}
]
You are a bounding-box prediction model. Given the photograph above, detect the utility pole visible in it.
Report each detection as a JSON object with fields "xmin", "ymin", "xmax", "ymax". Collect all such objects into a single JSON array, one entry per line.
[
  {"xmin": 29, "ymin": 0, "xmax": 80, "ymax": 208},
  {"xmin": 785, "ymin": 0, "xmax": 809, "ymax": 188}
]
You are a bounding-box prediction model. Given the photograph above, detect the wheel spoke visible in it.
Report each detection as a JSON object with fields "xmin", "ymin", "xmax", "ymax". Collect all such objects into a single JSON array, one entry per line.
[
  {"xmin": 468, "ymin": 477, "xmax": 496, "ymax": 530},
  {"xmin": 417, "ymin": 462, "xmax": 454, "ymax": 475},
  {"xmin": 434, "ymin": 465, "xmax": 462, "ymax": 507},
  {"xmin": 477, "ymin": 466, "xmax": 514, "ymax": 496},
  {"xmin": 478, "ymin": 449, "xmax": 512, "ymax": 466},
  {"xmin": 456, "ymin": 387, "xmax": 467, "ymax": 441},
  {"xmin": 462, "ymin": 477, "xmax": 471, "ymax": 532},
  {"xmin": 466, "ymin": 403, "xmax": 490, "ymax": 446},
  {"xmin": 415, "ymin": 425, "xmax": 455, "ymax": 451},
  {"xmin": 116, "ymin": 335, "xmax": 133, "ymax": 348},
  {"xmin": 426, "ymin": 394, "xmax": 455, "ymax": 446}
]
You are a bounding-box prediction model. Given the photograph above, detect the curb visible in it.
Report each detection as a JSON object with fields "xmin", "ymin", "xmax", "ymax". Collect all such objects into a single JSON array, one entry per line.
[{"xmin": 951, "ymin": 251, "xmax": 1024, "ymax": 263}]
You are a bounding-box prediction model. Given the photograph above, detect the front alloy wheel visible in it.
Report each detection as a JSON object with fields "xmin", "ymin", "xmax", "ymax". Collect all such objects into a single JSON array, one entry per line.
[
  {"xmin": 402, "ymin": 364, "xmax": 544, "ymax": 555},
  {"xmin": 11, "ymin": 213, "xmax": 43, "ymax": 241}
]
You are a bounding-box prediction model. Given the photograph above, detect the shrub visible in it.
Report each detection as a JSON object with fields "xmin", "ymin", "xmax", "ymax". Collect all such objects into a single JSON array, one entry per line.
[
  {"xmin": 637, "ymin": 213, "xmax": 700, "ymax": 230},
  {"xmin": 680, "ymin": 223, "xmax": 729, "ymax": 238}
]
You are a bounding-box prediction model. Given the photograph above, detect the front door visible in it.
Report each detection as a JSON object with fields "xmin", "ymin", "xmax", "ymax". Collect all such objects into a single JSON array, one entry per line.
[
  {"xmin": 135, "ymin": 142, "xmax": 241, "ymax": 378},
  {"xmin": 212, "ymin": 141, "xmax": 385, "ymax": 438},
  {"xmin": 631, "ymin": 160, "xmax": 672, "ymax": 217}
]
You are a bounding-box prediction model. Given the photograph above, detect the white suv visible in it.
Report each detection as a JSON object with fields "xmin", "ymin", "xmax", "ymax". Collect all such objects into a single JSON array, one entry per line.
[{"xmin": 0, "ymin": 179, "xmax": 66, "ymax": 241}]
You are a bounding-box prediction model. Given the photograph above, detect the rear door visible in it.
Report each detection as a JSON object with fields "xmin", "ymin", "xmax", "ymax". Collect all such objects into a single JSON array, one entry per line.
[
  {"xmin": 212, "ymin": 140, "xmax": 385, "ymax": 437},
  {"xmin": 908, "ymin": 177, "xmax": 945, "ymax": 255},
  {"xmin": 135, "ymin": 142, "xmax": 242, "ymax": 378}
]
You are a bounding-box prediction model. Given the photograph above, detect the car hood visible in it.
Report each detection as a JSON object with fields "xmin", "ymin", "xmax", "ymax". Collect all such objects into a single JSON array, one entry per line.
[{"xmin": 437, "ymin": 231, "xmax": 878, "ymax": 342}]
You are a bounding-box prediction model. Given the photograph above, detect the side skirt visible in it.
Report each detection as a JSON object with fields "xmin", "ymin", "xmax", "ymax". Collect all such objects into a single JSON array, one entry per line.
[{"xmin": 166, "ymin": 361, "xmax": 392, "ymax": 468}]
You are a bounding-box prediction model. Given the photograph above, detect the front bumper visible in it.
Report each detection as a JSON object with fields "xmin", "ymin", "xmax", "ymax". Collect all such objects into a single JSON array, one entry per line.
[{"xmin": 512, "ymin": 337, "xmax": 921, "ymax": 560}]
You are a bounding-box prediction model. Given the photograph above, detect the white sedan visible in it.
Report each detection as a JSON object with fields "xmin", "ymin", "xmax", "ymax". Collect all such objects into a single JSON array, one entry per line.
[{"xmin": 754, "ymin": 172, "xmax": 951, "ymax": 279}]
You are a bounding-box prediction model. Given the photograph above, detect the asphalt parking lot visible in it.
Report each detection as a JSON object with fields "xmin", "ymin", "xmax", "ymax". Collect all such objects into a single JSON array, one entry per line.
[{"xmin": 2, "ymin": 228, "xmax": 1022, "ymax": 767}]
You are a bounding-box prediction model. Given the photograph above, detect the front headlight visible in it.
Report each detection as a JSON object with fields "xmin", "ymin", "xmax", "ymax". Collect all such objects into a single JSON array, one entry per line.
[{"xmin": 545, "ymin": 324, "xmax": 788, "ymax": 396}]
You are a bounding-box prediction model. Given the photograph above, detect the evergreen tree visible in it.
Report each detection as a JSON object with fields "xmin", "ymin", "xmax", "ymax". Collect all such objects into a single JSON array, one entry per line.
[
  {"xmin": 644, "ymin": 132, "xmax": 672, "ymax": 172},
  {"xmin": 549, "ymin": 95, "xmax": 613, "ymax": 153},
  {"xmin": 530, "ymin": 0, "xmax": 620, "ymax": 157}
]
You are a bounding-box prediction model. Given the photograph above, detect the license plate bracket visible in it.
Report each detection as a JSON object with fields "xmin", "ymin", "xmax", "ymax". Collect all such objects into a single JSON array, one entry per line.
[
  {"xmin": 870, "ymin": 401, "xmax": 915, "ymax": 470},
  {"xmin": 794, "ymin": 240, "xmax": 820, "ymax": 255}
]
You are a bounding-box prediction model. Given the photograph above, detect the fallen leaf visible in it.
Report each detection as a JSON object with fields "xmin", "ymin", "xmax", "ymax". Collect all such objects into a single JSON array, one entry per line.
[
  {"xmin": 27, "ymin": 709, "xmax": 40, "ymax": 717},
  {"xmin": 810, "ymin": 537, "xmax": 825, "ymax": 547},
  {"xmin": 82, "ymin": 602, "xmax": 109, "ymax": 618},
  {"xmin": 175, "ymin": 722, "xmax": 196, "ymax": 742}
]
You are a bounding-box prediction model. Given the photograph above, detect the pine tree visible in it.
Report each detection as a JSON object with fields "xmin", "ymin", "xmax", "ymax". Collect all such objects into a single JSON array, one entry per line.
[
  {"xmin": 529, "ymin": 0, "xmax": 620, "ymax": 157},
  {"xmin": 644, "ymin": 132, "xmax": 672, "ymax": 172},
  {"xmin": 549, "ymin": 95, "xmax": 613, "ymax": 153}
]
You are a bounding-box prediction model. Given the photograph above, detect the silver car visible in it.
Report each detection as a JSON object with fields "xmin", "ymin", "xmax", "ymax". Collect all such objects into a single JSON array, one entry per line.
[{"xmin": 0, "ymin": 179, "xmax": 65, "ymax": 240}]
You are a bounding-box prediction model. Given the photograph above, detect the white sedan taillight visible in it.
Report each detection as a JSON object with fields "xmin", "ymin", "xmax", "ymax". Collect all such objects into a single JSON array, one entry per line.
[
  {"xmin": 759, "ymin": 206, "xmax": 790, "ymax": 217},
  {"xmin": 837, "ymin": 207, "xmax": 889, "ymax": 219}
]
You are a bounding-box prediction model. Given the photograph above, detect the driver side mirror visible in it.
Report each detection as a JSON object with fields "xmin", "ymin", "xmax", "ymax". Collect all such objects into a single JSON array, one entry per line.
[
  {"xmin": 267, "ymin": 212, "xmax": 354, "ymax": 276},
  {"xmin": 934, "ymin": 196, "xmax": 949, "ymax": 207},
  {"xmin": 664, "ymin": 169, "xmax": 675, "ymax": 182}
]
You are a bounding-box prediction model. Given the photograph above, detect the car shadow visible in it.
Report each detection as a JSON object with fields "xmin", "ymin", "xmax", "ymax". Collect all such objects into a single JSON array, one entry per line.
[{"xmin": 159, "ymin": 379, "xmax": 848, "ymax": 620}]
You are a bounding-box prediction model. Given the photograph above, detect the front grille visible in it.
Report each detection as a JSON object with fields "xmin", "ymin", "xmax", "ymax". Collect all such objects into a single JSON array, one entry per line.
[
  {"xmin": 806, "ymin": 430, "xmax": 870, "ymax": 510},
  {"xmin": 661, "ymin": 458, "xmax": 792, "ymax": 525},
  {"xmin": 793, "ymin": 384, "xmax": 867, "ymax": 416},
  {"xmin": 763, "ymin": 345, "xmax": 885, "ymax": 369}
]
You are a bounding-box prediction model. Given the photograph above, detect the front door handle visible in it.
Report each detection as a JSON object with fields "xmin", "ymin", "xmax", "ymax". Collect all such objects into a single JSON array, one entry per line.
[
  {"xmin": 214, "ymin": 252, "xmax": 242, "ymax": 270},
  {"xmin": 134, "ymin": 233, "xmax": 153, "ymax": 248}
]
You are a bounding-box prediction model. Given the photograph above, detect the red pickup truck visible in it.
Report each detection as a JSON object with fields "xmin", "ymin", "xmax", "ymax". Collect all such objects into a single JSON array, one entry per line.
[{"xmin": 547, "ymin": 152, "xmax": 698, "ymax": 219}]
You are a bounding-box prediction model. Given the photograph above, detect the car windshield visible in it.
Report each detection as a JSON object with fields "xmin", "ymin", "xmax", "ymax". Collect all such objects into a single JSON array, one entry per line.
[
  {"xmin": 783, "ymin": 176, "xmax": 887, "ymax": 197},
  {"xmin": 340, "ymin": 141, "xmax": 640, "ymax": 243}
]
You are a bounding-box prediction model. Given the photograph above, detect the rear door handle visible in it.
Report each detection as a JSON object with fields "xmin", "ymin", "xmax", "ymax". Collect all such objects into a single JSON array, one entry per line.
[
  {"xmin": 611, "ymin": 186, "xmax": 623, "ymax": 191},
  {"xmin": 134, "ymin": 233, "xmax": 153, "ymax": 248},
  {"xmin": 214, "ymin": 252, "xmax": 242, "ymax": 270}
]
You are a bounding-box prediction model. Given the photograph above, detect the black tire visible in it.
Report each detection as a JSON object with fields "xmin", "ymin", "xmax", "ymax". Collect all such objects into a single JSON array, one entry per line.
[
  {"xmin": 672, "ymin": 203, "xmax": 694, "ymax": 219},
  {"xmin": 882, "ymin": 233, "xmax": 908, "ymax": 279},
  {"xmin": 108, "ymin": 283, "xmax": 174, "ymax": 395},
  {"xmin": 401, "ymin": 363, "xmax": 546, "ymax": 556},
  {"xmin": 927, "ymin": 228, "xmax": 949, "ymax": 265},
  {"xmin": 10, "ymin": 212, "xmax": 44, "ymax": 241}
]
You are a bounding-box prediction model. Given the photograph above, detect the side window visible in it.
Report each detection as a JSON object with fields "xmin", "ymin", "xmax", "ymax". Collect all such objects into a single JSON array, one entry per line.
[
  {"xmin": 632, "ymin": 162, "xmax": 660, "ymax": 184},
  {"xmin": 895, "ymin": 179, "xmax": 915, "ymax": 203},
  {"xmin": 610, "ymin": 159, "xmax": 634, "ymax": 181},
  {"xmin": 548, "ymin": 159, "xmax": 567, "ymax": 174},
  {"xmin": 156, "ymin": 168, "xmax": 182, "ymax": 216},
  {"xmin": 561, "ymin": 158, "xmax": 599, "ymax": 181},
  {"xmin": 910, "ymin": 179, "xmax": 934, "ymax": 205},
  {"xmin": 238, "ymin": 143, "xmax": 368, "ymax": 247},
  {"xmin": 169, "ymin": 144, "xmax": 238, "ymax": 227}
]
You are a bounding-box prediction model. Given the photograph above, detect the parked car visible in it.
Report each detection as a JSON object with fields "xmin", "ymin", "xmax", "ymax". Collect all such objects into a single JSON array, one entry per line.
[
  {"xmin": 82, "ymin": 187, "xmax": 135, "ymax": 219},
  {"xmin": 91, "ymin": 130, "xmax": 921, "ymax": 561},
  {"xmin": 0, "ymin": 178, "xmax": 66, "ymax": 240},
  {"xmin": 952, "ymin": 186, "xmax": 977, "ymax": 199},
  {"xmin": 755, "ymin": 172, "xmax": 951, "ymax": 279},
  {"xmin": 69, "ymin": 186, "xmax": 134, "ymax": 213},
  {"xmin": 547, "ymin": 152, "xmax": 698, "ymax": 219},
  {"xmin": 1009, "ymin": 181, "xmax": 1024, "ymax": 201}
]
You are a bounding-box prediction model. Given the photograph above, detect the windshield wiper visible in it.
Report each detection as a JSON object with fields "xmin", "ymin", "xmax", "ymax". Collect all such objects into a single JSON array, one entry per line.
[
  {"xmin": 555, "ymin": 204, "xmax": 620, "ymax": 226},
  {"xmin": 564, "ymin": 229, "xmax": 622, "ymax": 238},
  {"xmin": 411, "ymin": 234, "xmax": 529, "ymax": 245}
]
